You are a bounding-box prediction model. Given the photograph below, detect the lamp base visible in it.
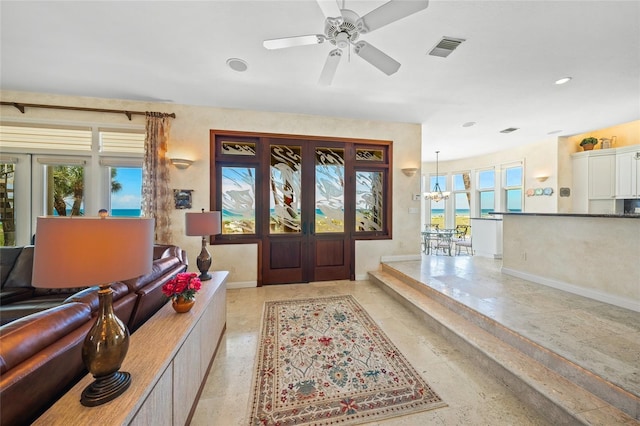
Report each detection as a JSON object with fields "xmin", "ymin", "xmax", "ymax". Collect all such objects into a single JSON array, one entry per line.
[
  {"xmin": 198, "ymin": 271, "xmax": 212, "ymax": 281},
  {"xmin": 196, "ymin": 236, "xmax": 212, "ymax": 281},
  {"xmin": 80, "ymin": 371, "xmax": 131, "ymax": 407}
]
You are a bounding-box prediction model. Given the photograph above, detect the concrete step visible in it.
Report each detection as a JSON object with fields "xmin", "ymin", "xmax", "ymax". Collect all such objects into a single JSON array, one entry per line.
[{"xmin": 368, "ymin": 268, "xmax": 638, "ymax": 425}]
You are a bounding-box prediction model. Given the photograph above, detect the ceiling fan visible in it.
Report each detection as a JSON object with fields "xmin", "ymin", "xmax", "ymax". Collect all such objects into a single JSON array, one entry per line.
[{"xmin": 263, "ymin": 0, "xmax": 429, "ymax": 85}]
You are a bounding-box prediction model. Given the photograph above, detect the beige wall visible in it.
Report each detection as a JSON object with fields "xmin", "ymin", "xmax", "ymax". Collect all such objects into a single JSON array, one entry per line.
[
  {"xmin": 0, "ymin": 90, "xmax": 421, "ymax": 284},
  {"xmin": 423, "ymin": 119, "xmax": 640, "ymax": 215},
  {"xmin": 423, "ymin": 137, "xmax": 560, "ymax": 215}
]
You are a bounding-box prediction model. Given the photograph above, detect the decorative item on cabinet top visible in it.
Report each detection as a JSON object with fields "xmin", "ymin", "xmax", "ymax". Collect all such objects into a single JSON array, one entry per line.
[
  {"xmin": 580, "ymin": 137, "xmax": 598, "ymax": 151},
  {"xmin": 599, "ymin": 136, "xmax": 616, "ymax": 149}
]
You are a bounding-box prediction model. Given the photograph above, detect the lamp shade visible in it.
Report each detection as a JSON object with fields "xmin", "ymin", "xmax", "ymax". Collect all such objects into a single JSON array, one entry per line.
[
  {"xmin": 32, "ymin": 217, "xmax": 154, "ymax": 288},
  {"xmin": 185, "ymin": 211, "xmax": 221, "ymax": 236}
]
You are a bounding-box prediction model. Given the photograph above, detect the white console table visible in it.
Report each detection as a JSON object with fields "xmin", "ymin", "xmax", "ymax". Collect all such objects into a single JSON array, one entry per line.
[{"xmin": 34, "ymin": 271, "xmax": 228, "ymax": 426}]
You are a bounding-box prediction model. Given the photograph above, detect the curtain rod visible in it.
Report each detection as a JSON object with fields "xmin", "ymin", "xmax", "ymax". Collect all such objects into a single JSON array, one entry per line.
[{"xmin": 0, "ymin": 101, "xmax": 176, "ymax": 121}]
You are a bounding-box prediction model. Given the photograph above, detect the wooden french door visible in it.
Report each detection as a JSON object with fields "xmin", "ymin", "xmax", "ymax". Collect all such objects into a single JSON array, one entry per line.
[{"xmin": 261, "ymin": 138, "xmax": 352, "ymax": 284}]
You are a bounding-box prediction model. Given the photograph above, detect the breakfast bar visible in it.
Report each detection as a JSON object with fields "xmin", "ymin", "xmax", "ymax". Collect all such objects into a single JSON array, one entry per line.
[{"xmin": 495, "ymin": 212, "xmax": 640, "ymax": 312}]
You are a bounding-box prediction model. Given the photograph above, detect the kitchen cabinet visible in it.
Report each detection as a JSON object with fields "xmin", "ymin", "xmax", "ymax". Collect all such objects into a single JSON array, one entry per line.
[
  {"xmin": 615, "ymin": 146, "xmax": 640, "ymax": 198},
  {"xmin": 572, "ymin": 149, "xmax": 619, "ymax": 213},
  {"xmin": 588, "ymin": 152, "xmax": 616, "ymax": 199}
]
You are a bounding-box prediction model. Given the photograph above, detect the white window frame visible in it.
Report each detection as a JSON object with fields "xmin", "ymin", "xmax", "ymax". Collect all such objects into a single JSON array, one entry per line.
[
  {"xmin": 477, "ymin": 167, "xmax": 495, "ymax": 217},
  {"xmin": 0, "ymin": 120, "xmax": 144, "ymax": 245},
  {"xmin": 502, "ymin": 161, "xmax": 524, "ymax": 213}
]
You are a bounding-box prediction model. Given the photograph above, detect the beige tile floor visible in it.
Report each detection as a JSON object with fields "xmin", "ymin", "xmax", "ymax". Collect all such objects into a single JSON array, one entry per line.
[
  {"xmin": 191, "ymin": 270, "xmax": 553, "ymax": 425},
  {"xmin": 383, "ymin": 255, "xmax": 640, "ymax": 402}
]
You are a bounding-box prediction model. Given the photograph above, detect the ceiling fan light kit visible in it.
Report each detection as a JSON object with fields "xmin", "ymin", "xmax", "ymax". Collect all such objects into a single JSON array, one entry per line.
[{"xmin": 263, "ymin": 0, "xmax": 429, "ymax": 85}]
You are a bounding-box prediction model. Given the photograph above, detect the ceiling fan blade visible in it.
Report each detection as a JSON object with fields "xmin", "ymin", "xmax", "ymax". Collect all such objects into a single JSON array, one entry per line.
[
  {"xmin": 316, "ymin": 0, "xmax": 342, "ymax": 21},
  {"xmin": 263, "ymin": 34, "xmax": 325, "ymax": 50},
  {"xmin": 358, "ymin": 0, "xmax": 429, "ymax": 33},
  {"xmin": 354, "ymin": 41, "xmax": 401, "ymax": 76},
  {"xmin": 318, "ymin": 49, "xmax": 342, "ymax": 86}
]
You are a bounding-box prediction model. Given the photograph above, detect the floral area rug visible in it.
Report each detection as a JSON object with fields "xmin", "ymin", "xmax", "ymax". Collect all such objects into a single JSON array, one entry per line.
[{"xmin": 248, "ymin": 295, "xmax": 446, "ymax": 425}]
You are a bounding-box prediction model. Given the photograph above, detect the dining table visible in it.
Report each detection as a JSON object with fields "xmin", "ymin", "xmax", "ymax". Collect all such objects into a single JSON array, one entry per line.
[{"xmin": 421, "ymin": 228, "xmax": 456, "ymax": 255}]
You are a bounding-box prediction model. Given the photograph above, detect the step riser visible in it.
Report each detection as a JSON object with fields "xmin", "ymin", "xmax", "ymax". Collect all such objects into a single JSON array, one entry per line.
[
  {"xmin": 369, "ymin": 272, "xmax": 584, "ymax": 425},
  {"xmin": 379, "ymin": 264, "xmax": 639, "ymax": 420}
]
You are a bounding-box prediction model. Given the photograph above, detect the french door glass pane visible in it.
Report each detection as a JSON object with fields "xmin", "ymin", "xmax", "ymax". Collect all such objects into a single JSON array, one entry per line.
[
  {"xmin": 454, "ymin": 192, "xmax": 470, "ymax": 227},
  {"xmin": 429, "ymin": 175, "xmax": 447, "ymax": 190},
  {"xmin": 0, "ymin": 162, "xmax": 16, "ymax": 246},
  {"xmin": 355, "ymin": 171, "xmax": 383, "ymax": 231},
  {"xmin": 48, "ymin": 165, "xmax": 85, "ymax": 216},
  {"xmin": 430, "ymin": 199, "xmax": 445, "ymax": 228},
  {"xmin": 315, "ymin": 148, "xmax": 344, "ymax": 233},
  {"xmin": 110, "ymin": 167, "xmax": 142, "ymax": 216},
  {"xmin": 270, "ymin": 145, "xmax": 302, "ymax": 234},
  {"xmin": 221, "ymin": 166, "xmax": 256, "ymax": 234}
]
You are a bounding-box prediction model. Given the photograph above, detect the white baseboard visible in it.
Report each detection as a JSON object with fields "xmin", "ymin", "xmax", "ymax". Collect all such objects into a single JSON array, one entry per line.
[
  {"xmin": 227, "ymin": 281, "xmax": 257, "ymax": 289},
  {"xmin": 474, "ymin": 250, "xmax": 502, "ymax": 259},
  {"xmin": 501, "ymin": 267, "xmax": 640, "ymax": 313}
]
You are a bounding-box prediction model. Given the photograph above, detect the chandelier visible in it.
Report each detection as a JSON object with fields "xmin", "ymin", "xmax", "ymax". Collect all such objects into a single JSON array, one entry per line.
[{"xmin": 424, "ymin": 150, "xmax": 450, "ymax": 202}]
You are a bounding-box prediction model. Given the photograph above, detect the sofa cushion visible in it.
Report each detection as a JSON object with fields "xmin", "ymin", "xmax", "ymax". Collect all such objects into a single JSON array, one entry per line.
[
  {"xmin": 3, "ymin": 246, "xmax": 34, "ymax": 288},
  {"xmin": 0, "ymin": 246, "xmax": 23, "ymax": 287},
  {"xmin": 33, "ymin": 286, "xmax": 88, "ymax": 297},
  {"xmin": 63, "ymin": 282, "xmax": 136, "ymax": 325},
  {"xmin": 0, "ymin": 287, "xmax": 35, "ymax": 306},
  {"xmin": 0, "ymin": 302, "xmax": 91, "ymax": 374},
  {"xmin": 123, "ymin": 256, "xmax": 180, "ymax": 292},
  {"xmin": 64, "ymin": 284, "xmax": 127, "ymax": 311},
  {"xmin": 0, "ymin": 296, "xmax": 77, "ymax": 326}
]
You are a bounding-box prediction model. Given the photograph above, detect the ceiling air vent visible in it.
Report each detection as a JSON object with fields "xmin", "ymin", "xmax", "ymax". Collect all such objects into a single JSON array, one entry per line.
[
  {"xmin": 500, "ymin": 127, "xmax": 519, "ymax": 134},
  {"xmin": 428, "ymin": 37, "xmax": 465, "ymax": 58}
]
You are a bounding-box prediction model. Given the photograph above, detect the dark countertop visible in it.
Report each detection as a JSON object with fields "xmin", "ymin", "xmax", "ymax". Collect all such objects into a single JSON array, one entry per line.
[
  {"xmin": 489, "ymin": 212, "xmax": 640, "ymax": 219},
  {"xmin": 471, "ymin": 217, "xmax": 502, "ymax": 221}
]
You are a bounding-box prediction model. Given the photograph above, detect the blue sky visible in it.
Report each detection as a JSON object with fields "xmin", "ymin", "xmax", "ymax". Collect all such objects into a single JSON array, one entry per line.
[{"xmin": 111, "ymin": 167, "xmax": 142, "ymax": 209}]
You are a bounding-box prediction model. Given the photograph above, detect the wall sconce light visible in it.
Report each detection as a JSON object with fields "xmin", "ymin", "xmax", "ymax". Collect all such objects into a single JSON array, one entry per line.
[
  {"xmin": 535, "ymin": 175, "xmax": 549, "ymax": 182},
  {"xmin": 170, "ymin": 158, "xmax": 194, "ymax": 169},
  {"xmin": 401, "ymin": 167, "xmax": 419, "ymax": 177}
]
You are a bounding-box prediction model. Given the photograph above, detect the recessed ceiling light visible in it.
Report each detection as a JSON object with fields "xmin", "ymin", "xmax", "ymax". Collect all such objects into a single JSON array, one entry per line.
[
  {"xmin": 462, "ymin": 121, "xmax": 476, "ymax": 127},
  {"xmin": 548, "ymin": 130, "xmax": 563, "ymax": 135},
  {"xmin": 227, "ymin": 58, "xmax": 248, "ymax": 72},
  {"xmin": 500, "ymin": 127, "xmax": 519, "ymax": 134},
  {"xmin": 554, "ymin": 77, "xmax": 572, "ymax": 85}
]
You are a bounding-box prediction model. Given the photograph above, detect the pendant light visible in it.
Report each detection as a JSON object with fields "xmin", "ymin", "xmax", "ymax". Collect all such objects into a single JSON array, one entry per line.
[{"xmin": 424, "ymin": 150, "xmax": 450, "ymax": 202}]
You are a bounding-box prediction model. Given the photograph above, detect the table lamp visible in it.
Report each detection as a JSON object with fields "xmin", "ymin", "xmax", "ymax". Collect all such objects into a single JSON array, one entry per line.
[
  {"xmin": 185, "ymin": 209, "xmax": 221, "ymax": 281},
  {"xmin": 32, "ymin": 216, "xmax": 154, "ymax": 407}
]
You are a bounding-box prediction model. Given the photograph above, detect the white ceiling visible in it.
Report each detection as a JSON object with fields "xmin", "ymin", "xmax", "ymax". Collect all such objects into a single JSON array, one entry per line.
[{"xmin": 1, "ymin": 1, "xmax": 639, "ymax": 161}]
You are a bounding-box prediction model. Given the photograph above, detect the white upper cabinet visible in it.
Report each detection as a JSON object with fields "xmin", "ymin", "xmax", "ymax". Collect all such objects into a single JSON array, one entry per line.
[
  {"xmin": 615, "ymin": 146, "xmax": 640, "ymax": 199},
  {"xmin": 588, "ymin": 152, "xmax": 616, "ymax": 199}
]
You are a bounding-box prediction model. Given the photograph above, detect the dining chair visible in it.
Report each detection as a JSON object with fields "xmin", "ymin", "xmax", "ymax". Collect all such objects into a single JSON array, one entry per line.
[{"xmin": 455, "ymin": 235, "xmax": 473, "ymax": 255}]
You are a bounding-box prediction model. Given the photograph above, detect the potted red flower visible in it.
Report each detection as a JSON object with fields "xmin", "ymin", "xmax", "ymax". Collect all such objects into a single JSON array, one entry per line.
[{"xmin": 162, "ymin": 272, "xmax": 202, "ymax": 313}]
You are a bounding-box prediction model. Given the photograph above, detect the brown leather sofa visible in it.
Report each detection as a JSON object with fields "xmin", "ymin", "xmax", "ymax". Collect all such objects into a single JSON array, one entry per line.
[{"xmin": 0, "ymin": 244, "xmax": 188, "ymax": 426}]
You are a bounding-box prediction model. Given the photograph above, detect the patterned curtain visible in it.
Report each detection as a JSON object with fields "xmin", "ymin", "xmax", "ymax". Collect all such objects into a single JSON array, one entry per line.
[{"xmin": 142, "ymin": 112, "xmax": 173, "ymax": 243}]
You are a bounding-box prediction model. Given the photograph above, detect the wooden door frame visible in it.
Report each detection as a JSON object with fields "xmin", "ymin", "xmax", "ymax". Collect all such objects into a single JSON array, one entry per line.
[{"xmin": 209, "ymin": 129, "xmax": 392, "ymax": 286}]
